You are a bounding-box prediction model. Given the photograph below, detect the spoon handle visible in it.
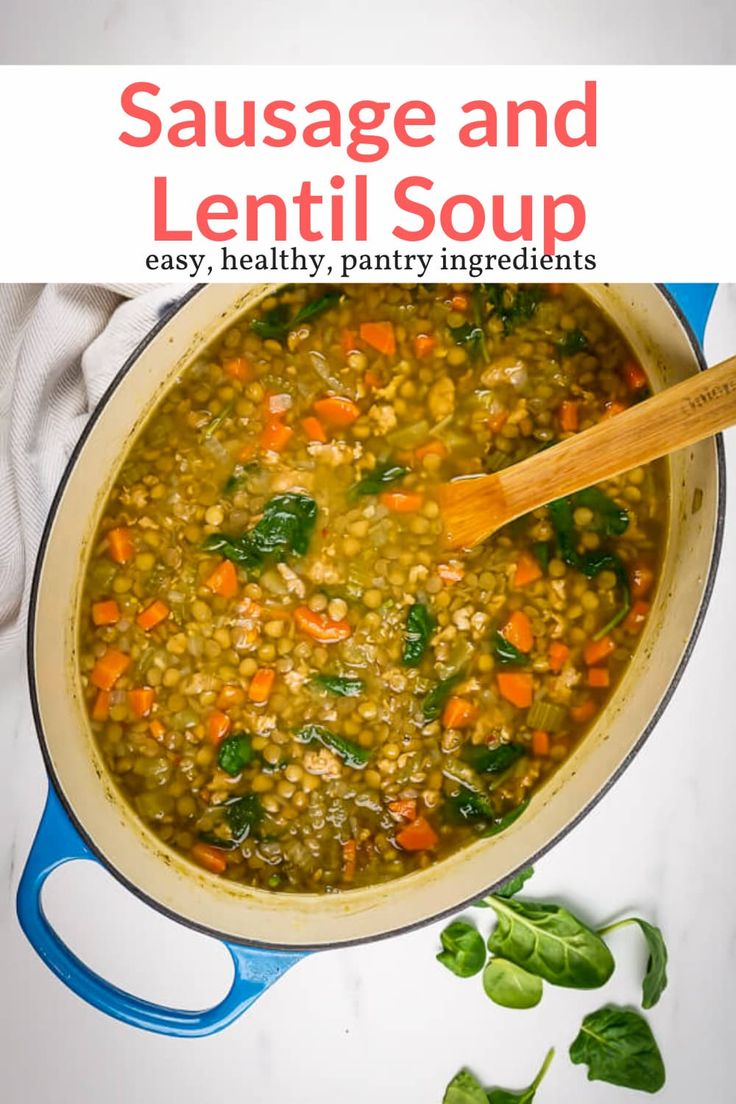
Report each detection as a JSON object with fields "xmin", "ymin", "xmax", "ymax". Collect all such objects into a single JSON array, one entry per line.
[
  {"xmin": 441, "ymin": 353, "xmax": 736, "ymax": 548},
  {"xmin": 499, "ymin": 352, "xmax": 736, "ymax": 512}
]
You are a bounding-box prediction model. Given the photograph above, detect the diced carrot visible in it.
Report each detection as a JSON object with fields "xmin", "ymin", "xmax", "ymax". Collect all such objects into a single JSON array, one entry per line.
[
  {"xmin": 497, "ymin": 671, "xmax": 534, "ymax": 709},
  {"xmin": 624, "ymin": 600, "xmax": 651, "ymax": 634},
  {"xmin": 501, "ymin": 610, "xmax": 534, "ymax": 653},
  {"xmin": 583, "ymin": 635, "xmax": 616, "ymax": 665},
  {"xmin": 531, "ymin": 729, "xmax": 550, "ymax": 757},
  {"xmin": 206, "ymin": 559, "xmax": 238, "ymax": 599},
  {"xmin": 249, "ymin": 667, "xmax": 275, "ymax": 704},
  {"xmin": 294, "ymin": 606, "xmax": 352, "ymax": 643},
  {"xmin": 442, "ymin": 696, "xmax": 478, "ymax": 728},
  {"xmin": 513, "ymin": 552, "xmax": 542, "ymax": 589},
  {"xmin": 602, "ymin": 400, "xmax": 628, "ymax": 419},
  {"xmin": 359, "ymin": 321, "xmax": 396, "ymax": 356},
  {"xmin": 207, "ymin": 710, "xmax": 231, "ymax": 746},
  {"xmin": 415, "ymin": 438, "xmax": 448, "ymax": 463},
  {"xmin": 128, "ymin": 687, "xmax": 156, "ymax": 717},
  {"xmin": 414, "ymin": 333, "xmax": 436, "ymax": 359},
  {"xmin": 396, "ymin": 816, "xmax": 439, "ymax": 851},
  {"xmin": 342, "ymin": 839, "xmax": 357, "ymax": 882},
  {"xmin": 630, "ymin": 562, "xmax": 654, "ymax": 599},
  {"xmin": 587, "ymin": 667, "xmax": 610, "ymax": 688},
  {"xmin": 621, "ymin": 358, "xmax": 648, "ymax": 392},
  {"xmin": 216, "ymin": 684, "xmax": 245, "ymax": 710},
  {"xmin": 223, "ymin": 356, "xmax": 252, "ymax": 381},
  {"xmin": 302, "ymin": 415, "xmax": 328, "ymax": 443},
  {"xmin": 548, "ymin": 641, "xmax": 570, "ymax": 673},
  {"xmin": 387, "ymin": 799, "xmax": 417, "ymax": 821},
  {"xmin": 136, "ymin": 599, "xmax": 170, "ymax": 631},
  {"xmin": 364, "ymin": 370, "xmax": 382, "ymax": 389},
  {"xmin": 238, "ymin": 443, "xmax": 256, "ymax": 463},
  {"xmin": 379, "ymin": 490, "xmax": 424, "ymax": 513},
  {"xmin": 437, "ymin": 562, "xmax": 465, "ymax": 585},
  {"xmin": 313, "ymin": 396, "xmax": 360, "ymax": 427},
  {"xmin": 149, "ymin": 719, "xmax": 166, "ymax": 742},
  {"xmin": 488, "ymin": 411, "xmax": 509, "ymax": 434},
  {"xmin": 451, "ymin": 294, "xmax": 469, "ymax": 311},
  {"xmin": 107, "ymin": 527, "xmax": 134, "ymax": 564},
  {"xmin": 90, "ymin": 648, "xmax": 131, "ymax": 691},
  {"xmin": 559, "ymin": 400, "xmax": 579, "ymax": 433},
  {"xmin": 571, "ymin": 699, "xmax": 597, "ymax": 724},
  {"xmin": 260, "ymin": 420, "xmax": 294, "ymax": 452},
  {"xmin": 191, "ymin": 843, "xmax": 227, "ymax": 875},
  {"xmin": 92, "ymin": 600, "xmax": 120, "ymax": 626},
  {"xmin": 91, "ymin": 691, "xmax": 110, "ymax": 722},
  {"xmin": 340, "ymin": 328, "xmax": 357, "ymax": 356}
]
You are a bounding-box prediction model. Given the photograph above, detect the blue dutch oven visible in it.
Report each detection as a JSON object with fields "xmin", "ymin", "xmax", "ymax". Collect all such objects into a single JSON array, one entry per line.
[{"xmin": 17, "ymin": 283, "xmax": 723, "ymax": 1036}]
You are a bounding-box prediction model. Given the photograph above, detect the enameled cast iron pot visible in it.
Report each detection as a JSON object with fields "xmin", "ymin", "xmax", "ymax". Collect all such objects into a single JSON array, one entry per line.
[{"xmin": 17, "ymin": 283, "xmax": 724, "ymax": 1036}]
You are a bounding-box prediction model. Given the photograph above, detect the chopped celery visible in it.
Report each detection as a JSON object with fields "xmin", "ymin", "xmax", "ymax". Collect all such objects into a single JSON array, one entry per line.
[{"xmin": 526, "ymin": 699, "xmax": 567, "ymax": 732}]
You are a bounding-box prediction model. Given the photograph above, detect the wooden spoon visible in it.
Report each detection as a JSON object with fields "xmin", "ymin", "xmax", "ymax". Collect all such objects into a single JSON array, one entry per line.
[{"xmin": 438, "ymin": 353, "xmax": 736, "ymax": 550}]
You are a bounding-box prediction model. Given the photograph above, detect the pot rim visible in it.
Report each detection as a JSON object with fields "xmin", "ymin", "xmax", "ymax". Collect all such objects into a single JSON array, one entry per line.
[{"xmin": 25, "ymin": 283, "xmax": 727, "ymax": 952}]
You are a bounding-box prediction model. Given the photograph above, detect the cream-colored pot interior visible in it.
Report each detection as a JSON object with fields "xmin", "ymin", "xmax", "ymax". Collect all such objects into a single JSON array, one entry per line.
[{"xmin": 30, "ymin": 284, "xmax": 722, "ymax": 948}]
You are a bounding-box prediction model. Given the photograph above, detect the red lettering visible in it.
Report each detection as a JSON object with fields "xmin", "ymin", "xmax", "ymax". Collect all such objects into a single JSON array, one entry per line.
[
  {"xmin": 153, "ymin": 177, "xmax": 192, "ymax": 241},
  {"xmin": 440, "ymin": 195, "xmax": 485, "ymax": 241},
  {"xmin": 458, "ymin": 101, "xmax": 498, "ymax": 147},
  {"xmin": 393, "ymin": 177, "xmax": 435, "ymax": 241},
  {"xmin": 555, "ymin": 81, "xmax": 597, "ymax": 147},
  {"xmin": 394, "ymin": 101, "xmax": 435, "ymax": 147},
  {"xmin": 119, "ymin": 82, "xmax": 161, "ymax": 146},
  {"xmin": 196, "ymin": 195, "xmax": 238, "ymax": 240},
  {"xmin": 543, "ymin": 195, "xmax": 586, "ymax": 253}
]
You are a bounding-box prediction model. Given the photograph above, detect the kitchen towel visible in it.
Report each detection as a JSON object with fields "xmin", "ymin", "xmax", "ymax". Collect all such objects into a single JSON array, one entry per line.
[{"xmin": 0, "ymin": 283, "xmax": 185, "ymax": 653}]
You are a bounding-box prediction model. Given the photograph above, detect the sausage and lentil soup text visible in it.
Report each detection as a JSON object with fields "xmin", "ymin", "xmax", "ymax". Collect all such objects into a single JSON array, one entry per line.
[{"xmin": 79, "ymin": 284, "xmax": 665, "ymax": 892}]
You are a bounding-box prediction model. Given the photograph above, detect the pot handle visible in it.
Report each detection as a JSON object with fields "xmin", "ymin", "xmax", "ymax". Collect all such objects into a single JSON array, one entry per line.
[
  {"xmin": 664, "ymin": 283, "xmax": 718, "ymax": 347},
  {"xmin": 16, "ymin": 786, "xmax": 305, "ymax": 1036}
]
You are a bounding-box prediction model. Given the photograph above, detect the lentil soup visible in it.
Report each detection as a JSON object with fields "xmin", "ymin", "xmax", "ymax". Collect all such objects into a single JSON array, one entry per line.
[{"xmin": 79, "ymin": 283, "xmax": 665, "ymax": 893}]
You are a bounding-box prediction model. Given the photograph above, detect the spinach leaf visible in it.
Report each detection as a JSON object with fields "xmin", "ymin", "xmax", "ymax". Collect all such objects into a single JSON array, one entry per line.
[
  {"xmin": 423, "ymin": 672, "xmax": 463, "ymax": 721},
  {"xmin": 292, "ymin": 289, "xmax": 341, "ymax": 326},
  {"xmin": 532, "ymin": 541, "xmax": 551, "ymax": 572},
  {"xmin": 482, "ymin": 800, "xmax": 530, "ymax": 838},
  {"xmin": 556, "ymin": 329, "xmax": 589, "ymax": 357},
  {"xmin": 487, "ymin": 897, "xmax": 615, "ymax": 989},
  {"xmin": 487, "ymin": 1049, "xmax": 555, "ymax": 1104},
  {"xmin": 445, "ymin": 786, "xmax": 495, "ymax": 824},
  {"xmin": 449, "ymin": 321, "xmax": 486, "ymax": 360},
  {"xmin": 217, "ymin": 732, "xmax": 254, "ymax": 776},
  {"xmin": 251, "ymin": 291, "xmax": 341, "ymax": 341},
  {"xmin": 491, "ymin": 632, "xmax": 528, "ymax": 667},
  {"xmin": 402, "ymin": 602, "xmax": 435, "ymax": 666},
  {"xmin": 462, "ymin": 743, "xmax": 525, "ymax": 774},
  {"xmin": 569, "ymin": 1006, "xmax": 665, "ymax": 1093},
  {"xmin": 225, "ymin": 794, "xmax": 263, "ymax": 842},
  {"xmin": 204, "ymin": 493, "xmax": 317, "ymax": 570},
  {"xmin": 443, "ymin": 1071, "xmax": 488, "ymax": 1104},
  {"xmin": 250, "ymin": 302, "xmax": 292, "ymax": 340},
  {"xmin": 483, "ymin": 957, "xmax": 542, "ymax": 1009},
  {"xmin": 493, "ymin": 866, "xmax": 535, "ymax": 900},
  {"xmin": 309, "ymin": 674, "xmax": 365, "ymax": 697},
  {"xmin": 598, "ymin": 918, "xmax": 668, "ymax": 1009},
  {"xmin": 224, "ymin": 461, "xmax": 259, "ymax": 493},
  {"xmin": 202, "ymin": 400, "xmax": 233, "ymax": 439},
  {"xmin": 349, "ymin": 461, "xmax": 409, "ymax": 499},
  {"xmin": 437, "ymin": 920, "xmax": 487, "ymax": 978},
  {"xmin": 295, "ymin": 723, "xmax": 371, "ymax": 769},
  {"xmin": 574, "ymin": 487, "xmax": 629, "ymax": 537},
  {"xmin": 485, "ymin": 284, "xmax": 544, "ymax": 335}
]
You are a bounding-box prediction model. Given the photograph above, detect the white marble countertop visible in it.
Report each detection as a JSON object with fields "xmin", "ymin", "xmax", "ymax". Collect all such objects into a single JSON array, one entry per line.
[{"xmin": 2, "ymin": 289, "xmax": 736, "ymax": 1102}]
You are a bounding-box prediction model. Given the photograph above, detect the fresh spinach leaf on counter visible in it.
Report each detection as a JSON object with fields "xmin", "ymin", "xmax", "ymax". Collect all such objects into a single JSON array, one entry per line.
[
  {"xmin": 491, "ymin": 866, "xmax": 535, "ymax": 901},
  {"xmin": 204, "ymin": 493, "xmax": 317, "ymax": 569},
  {"xmin": 483, "ymin": 957, "xmax": 543, "ymax": 1010},
  {"xmin": 443, "ymin": 1050, "xmax": 554, "ymax": 1104},
  {"xmin": 437, "ymin": 920, "xmax": 487, "ymax": 978},
  {"xmin": 598, "ymin": 917, "xmax": 668, "ymax": 1008},
  {"xmin": 295, "ymin": 723, "xmax": 371, "ymax": 769},
  {"xmin": 569, "ymin": 1006, "xmax": 665, "ymax": 1093},
  {"xmin": 403, "ymin": 602, "xmax": 435, "ymax": 666},
  {"xmin": 486, "ymin": 897, "xmax": 615, "ymax": 989}
]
